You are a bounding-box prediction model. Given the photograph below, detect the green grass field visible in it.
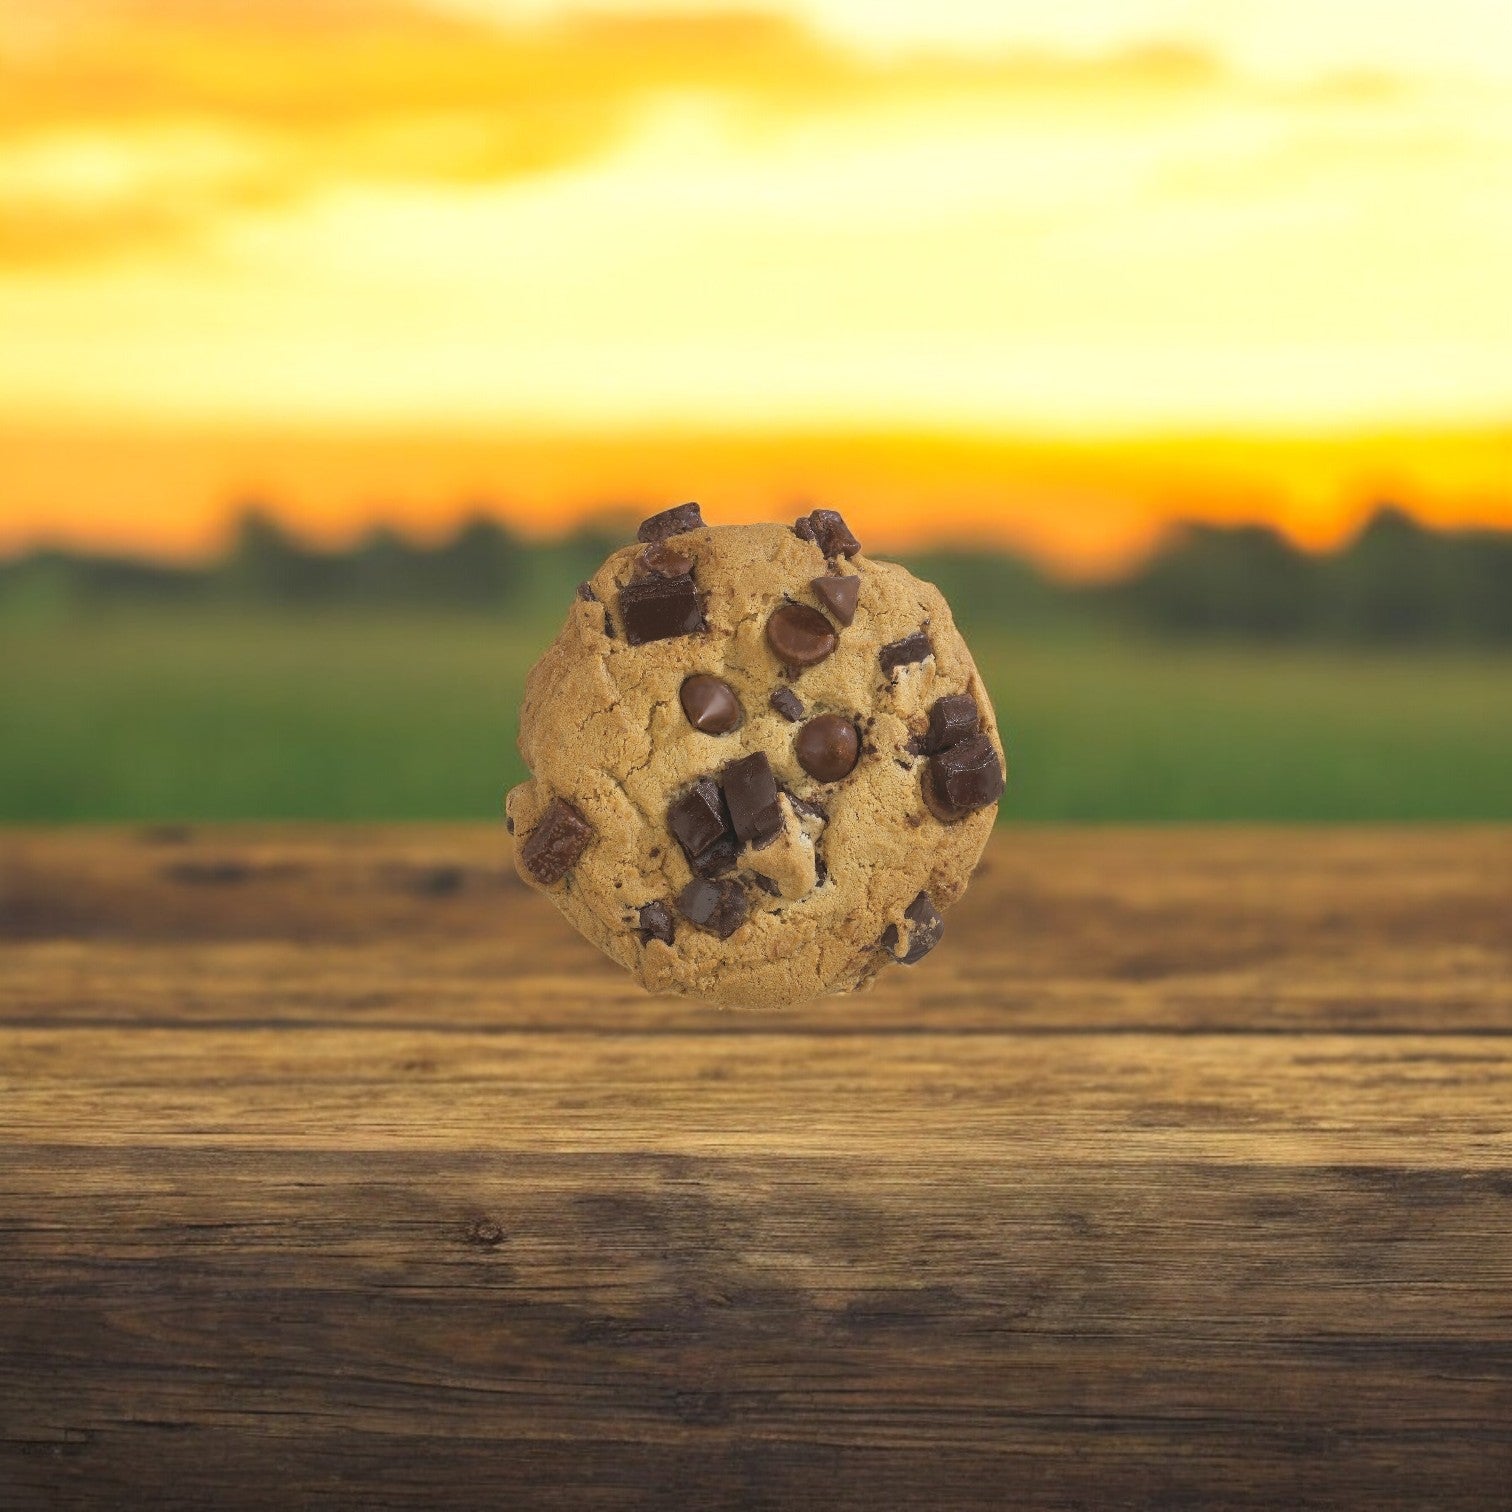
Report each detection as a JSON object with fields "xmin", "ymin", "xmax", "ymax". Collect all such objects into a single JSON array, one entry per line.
[{"xmin": 2, "ymin": 608, "xmax": 1509, "ymax": 822}]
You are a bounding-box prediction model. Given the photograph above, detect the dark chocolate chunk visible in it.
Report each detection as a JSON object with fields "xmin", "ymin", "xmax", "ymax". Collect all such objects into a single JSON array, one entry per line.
[
  {"xmin": 667, "ymin": 777, "xmax": 731, "ymax": 864},
  {"xmin": 680, "ymin": 674, "xmax": 742, "ymax": 735},
  {"xmin": 881, "ymin": 891, "xmax": 944, "ymax": 965},
  {"xmin": 576, "ymin": 580, "xmax": 596, "ymax": 601},
  {"xmin": 793, "ymin": 508, "xmax": 861, "ymax": 558},
  {"xmin": 813, "ymin": 849, "xmax": 829, "ymax": 886},
  {"xmin": 722, "ymin": 751, "xmax": 783, "ymax": 847},
  {"xmin": 519, "ymin": 797, "xmax": 594, "ymax": 885},
  {"xmin": 879, "ymin": 629, "xmax": 933, "ymax": 674},
  {"xmin": 637, "ymin": 899, "xmax": 676, "ymax": 945},
  {"xmin": 619, "ymin": 573, "xmax": 705, "ymax": 645},
  {"xmin": 811, "ymin": 573, "xmax": 859, "ymax": 626},
  {"xmin": 747, "ymin": 871, "xmax": 782, "ymax": 897},
  {"xmin": 926, "ymin": 693, "xmax": 980, "ymax": 754},
  {"xmin": 504, "ymin": 814, "xmax": 515, "ymax": 834},
  {"xmin": 795, "ymin": 713, "xmax": 860, "ymax": 783},
  {"xmin": 769, "ymin": 687, "xmax": 805, "ymax": 722},
  {"xmin": 766, "ymin": 602, "xmax": 837, "ymax": 668},
  {"xmin": 639, "ymin": 541, "xmax": 695, "ymax": 577},
  {"xmin": 688, "ymin": 834, "xmax": 740, "ymax": 879},
  {"xmin": 677, "ymin": 877, "xmax": 748, "ymax": 938},
  {"xmin": 637, "ymin": 502, "xmax": 705, "ymax": 544},
  {"xmin": 923, "ymin": 732, "xmax": 1005, "ymax": 821}
]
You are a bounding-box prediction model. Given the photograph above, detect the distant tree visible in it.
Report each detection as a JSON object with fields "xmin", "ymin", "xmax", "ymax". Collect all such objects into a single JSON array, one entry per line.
[
  {"xmin": 219, "ymin": 507, "xmax": 327, "ymax": 602},
  {"xmin": 429, "ymin": 514, "xmax": 521, "ymax": 606},
  {"xmin": 1114, "ymin": 523, "xmax": 1319, "ymax": 639}
]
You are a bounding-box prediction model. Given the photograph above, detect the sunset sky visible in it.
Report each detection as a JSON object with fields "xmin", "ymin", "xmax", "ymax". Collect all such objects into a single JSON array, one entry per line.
[{"xmin": 2, "ymin": 0, "xmax": 1509, "ymax": 573}]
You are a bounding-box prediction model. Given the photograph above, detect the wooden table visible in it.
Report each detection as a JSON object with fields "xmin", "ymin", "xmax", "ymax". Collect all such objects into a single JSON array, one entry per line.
[{"xmin": 2, "ymin": 825, "xmax": 1509, "ymax": 1510}]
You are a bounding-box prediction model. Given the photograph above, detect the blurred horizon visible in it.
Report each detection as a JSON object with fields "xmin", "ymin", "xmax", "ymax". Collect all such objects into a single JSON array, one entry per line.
[{"xmin": 3, "ymin": 0, "xmax": 1510, "ymax": 574}]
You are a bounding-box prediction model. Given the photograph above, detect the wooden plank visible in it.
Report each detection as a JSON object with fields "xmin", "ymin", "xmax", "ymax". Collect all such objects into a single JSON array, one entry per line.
[
  {"xmin": 1, "ymin": 825, "xmax": 1507, "ymax": 1033},
  {"xmin": 1, "ymin": 826, "xmax": 1510, "ymax": 1508}
]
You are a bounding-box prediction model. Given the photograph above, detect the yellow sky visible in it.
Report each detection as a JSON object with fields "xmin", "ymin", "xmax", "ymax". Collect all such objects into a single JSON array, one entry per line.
[{"xmin": 1, "ymin": 0, "xmax": 1509, "ymax": 566}]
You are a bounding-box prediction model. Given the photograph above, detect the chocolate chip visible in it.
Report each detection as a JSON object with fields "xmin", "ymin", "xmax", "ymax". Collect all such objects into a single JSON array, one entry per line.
[
  {"xmin": 793, "ymin": 509, "xmax": 861, "ymax": 558},
  {"xmin": 576, "ymin": 581, "xmax": 597, "ymax": 601},
  {"xmin": 923, "ymin": 732, "xmax": 1005, "ymax": 821},
  {"xmin": 766, "ymin": 602, "xmax": 837, "ymax": 668},
  {"xmin": 637, "ymin": 899, "xmax": 676, "ymax": 945},
  {"xmin": 795, "ymin": 714, "xmax": 860, "ymax": 783},
  {"xmin": 811, "ymin": 573, "xmax": 859, "ymax": 626},
  {"xmin": 637, "ymin": 502, "xmax": 705, "ymax": 543},
  {"xmin": 667, "ymin": 777, "xmax": 731, "ymax": 865},
  {"xmin": 519, "ymin": 797, "xmax": 594, "ymax": 885},
  {"xmin": 747, "ymin": 872, "xmax": 782, "ymax": 897},
  {"xmin": 680, "ymin": 674, "xmax": 742, "ymax": 735},
  {"xmin": 639, "ymin": 541, "xmax": 695, "ymax": 577},
  {"xmin": 879, "ymin": 630, "xmax": 933, "ymax": 674},
  {"xmin": 619, "ymin": 573, "xmax": 705, "ymax": 645},
  {"xmin": 926, "ymin": 693, "xmax": 980, "ymax": 754},
  {"xmin": 881, "ymin": 891, "xmax": 944, "ymax": 965},
  {"xmin": 722, "ymin": 751, "xmax": 783, "ymax": 847},
  {"xmin": 504, "ymin": 815, "xmax": 515, "ymax": 834},
  {"xmin": 677, "ymin": 877, "xmax": 748, "ymax": 938},
  {"xmin": 769, "ymin": 687, "xmax": 805, "ymax": 722}
]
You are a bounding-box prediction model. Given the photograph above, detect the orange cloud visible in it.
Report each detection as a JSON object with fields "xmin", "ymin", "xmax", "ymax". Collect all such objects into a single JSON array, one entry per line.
[{"xmin": 0, "ymin": 1, "xmax": 1241, "ymax": 266}]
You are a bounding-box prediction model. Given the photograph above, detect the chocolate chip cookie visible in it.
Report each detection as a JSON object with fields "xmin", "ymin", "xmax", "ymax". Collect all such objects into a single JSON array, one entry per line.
[{"xmin": 505, "ymin": 504, "xmax": 1006, "ymax": 1009}]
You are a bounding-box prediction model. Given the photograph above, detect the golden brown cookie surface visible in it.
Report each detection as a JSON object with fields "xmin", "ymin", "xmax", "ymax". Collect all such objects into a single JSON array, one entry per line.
[{"xmin": 505, "ymin": 506, "xmax": 1005, "ymax": 1009}]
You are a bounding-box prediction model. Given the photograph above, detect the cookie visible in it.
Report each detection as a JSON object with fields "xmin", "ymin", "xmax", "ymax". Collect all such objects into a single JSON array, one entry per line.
[{"xmin": 505, "ymin": 504, "xmax": 1006, "ymax": 1009}]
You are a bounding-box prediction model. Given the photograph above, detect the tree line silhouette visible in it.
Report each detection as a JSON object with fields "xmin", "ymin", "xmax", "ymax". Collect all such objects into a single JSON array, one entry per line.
[{"xmin": 2, "ymin": 503, "xmax": 1509, "ymax": 644}]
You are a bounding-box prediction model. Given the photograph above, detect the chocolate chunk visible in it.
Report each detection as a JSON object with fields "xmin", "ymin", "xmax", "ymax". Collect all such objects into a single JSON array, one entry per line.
[
  {"xmin": 639, "ymin": 541, "xmax": 695, "ymax": 577},
  {"xmin": 795, "ymin": 714, "xmax": 860, "ymax": 783},
  {"xmin": 637, "ymin": 502, "xmax": 704, "ymax": 544},
  {"xmin": 677, "ymin": 877, "xmax": 748, "ymax": 938},
  {"xmin": 923, "ymin": 732, "xmax": 1005, "ymax": 821},
  {"xmin": 879, "ymin": 630, "xmax": 933, "ymax": 674},
  {"xmin": 766, "ymin": 603, "xmax": 837, "ymax": 668},
  {"xmin": 637, "ymin": 899, "xmax": 676, "ymax": 945},
  {"xmin": 576, "ymin": 580, "xmax": 596, "ymax": 601},
  {"xmin": 504, "ymin": 815, "xmax": 515, "ymax": 834},
  {"xmin": 881, "ymin": 891, "xmax": 944, "ymax": 965},
  {"xmin": 667, "ymin": 777, "xmax": 731, "ymax": 864},
  {"xmin": 680, "ymin": 674, "xmax": 742, "ymax": 735},
  {"xmin": 688, "ymin": 834, "xmax": 740, "ymax": 878},
  {"xmin": 811, "ymin": 573, "xmax": 860, "ymax": 626},
  {"xmin": 793, "ymin": 508, "xmax": 861, "ymax": 558},
  {"xmin": 519, "ymin": 797, "xmax": 594, "ymax": 885},
  {"xmin": 769, "ymin": 687, "xmax": 805, "ymax": 722},
  {"xmin": 619, "ymin": 573, "xmax": 705, "ymax": 645},
  {"xmin": 722, "ymin": 751, "xmax": 783, "ymax": 847},
  {"xmin": 926, "ymin": 693, "xmax": 980, "ymax": 754},
  {"xmin": 747, "ymin": 871, "xmax": 782, "ymax": 897}
]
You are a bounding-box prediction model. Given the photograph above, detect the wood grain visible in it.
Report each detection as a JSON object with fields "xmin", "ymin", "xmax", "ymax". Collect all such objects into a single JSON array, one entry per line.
[{"xmin": 1, "ymin": 825, "xmax": 1509, "ymax": 1510}]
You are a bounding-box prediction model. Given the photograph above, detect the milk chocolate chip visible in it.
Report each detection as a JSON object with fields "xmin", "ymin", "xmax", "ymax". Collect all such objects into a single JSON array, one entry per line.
[
  {"xmin": 722, "ymin": 751, "xmax": 783, "ymax": 847},
  {"xmin": 637, "ymin": 502, "xmax": 704, "ymax": 544},
  {"xmin": 793, "ymin": 509, "xmax": 861, "ymax": 558},
  {"xmin": 923, "ymin": 732, "xmax": 1005, "ymax": 821},
  {"xmin": 880, "ymin": 630, "xmax": 933, "ymax": 674},
  {"xmin": 519, "ymin": 797, "xmax": 594, "ymax": 885},
  {"xmin": 795, "ymin": 714, "xmax": 860, "ymax": 783},
  {"xmin": 680, "ymin": 674, "xmax": 742, "ymax": 734},
  {"xmin": 769, "ymin": 687, "xmax": 805, "ymax": 722},
  {"xmin": 811, "ymin": 573, "xmax": 859, "ymax": 626},
  {"xmin": 766, "ymin": 603, "xmax": 837, "ymax": 668},
  {"xmin": 637, "ymin": 900, "xmax": 675, "ymax": 945},
  {"xmin": 881, "ymin": 891, "xmax": 944, "ymax": 965},
  {"xmin": 677, "ymin": 877, "xmax": 748, "ymax": 938},
  {"xmin": 619, "ymin": 573, "xmax": 705, "ymax": 645},
  {"xmin": 926, "ymin": 693, "xmax": 979, "ymax": 754}
]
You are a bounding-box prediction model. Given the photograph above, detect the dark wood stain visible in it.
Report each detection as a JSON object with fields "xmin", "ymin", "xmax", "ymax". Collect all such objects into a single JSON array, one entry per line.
[{"xmin": 1, "ymin": 824, "xmax": 1510, "ymax": 1509}]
